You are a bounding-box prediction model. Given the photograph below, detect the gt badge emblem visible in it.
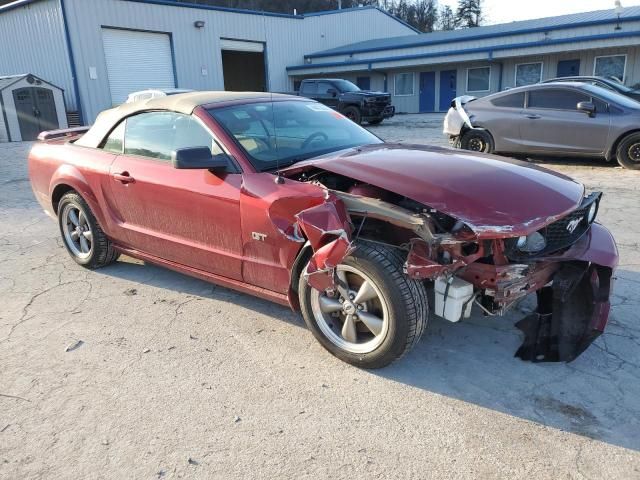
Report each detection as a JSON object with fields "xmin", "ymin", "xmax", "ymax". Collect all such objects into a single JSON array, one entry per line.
[
  {"xmin": 566, "ymin": 218, "xmax": 582, "ymax": 234},
  {"xmin": 252, "ymin": 232, "xmax": 267, "ymax": 241}
]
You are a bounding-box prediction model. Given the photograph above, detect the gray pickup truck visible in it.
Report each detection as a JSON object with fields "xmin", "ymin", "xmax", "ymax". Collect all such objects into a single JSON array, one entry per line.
[{"xmin": 298, "ymin": 78, "xmax": 395, "ymax": 125}]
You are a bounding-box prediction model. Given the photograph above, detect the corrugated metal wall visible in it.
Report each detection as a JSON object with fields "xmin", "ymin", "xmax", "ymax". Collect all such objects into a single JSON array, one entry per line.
[
  {"xmin": 0, "ymin": 0, "xmax": 76, "ymax": 110},
  {"xmin": 63, "ymin": 0, "xmax": 416, "ymax": 122}
]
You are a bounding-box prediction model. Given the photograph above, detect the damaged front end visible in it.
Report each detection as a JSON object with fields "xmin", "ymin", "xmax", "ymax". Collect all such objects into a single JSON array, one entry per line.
[{"xmin": 289, "ymin": 173, "xmax": 617, "ymax": 363}]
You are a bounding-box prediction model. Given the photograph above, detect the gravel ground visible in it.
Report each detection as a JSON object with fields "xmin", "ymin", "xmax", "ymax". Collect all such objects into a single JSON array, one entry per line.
[{"xmin": 1, "ymin": 115, "xmax": 639, "ymax": 479}]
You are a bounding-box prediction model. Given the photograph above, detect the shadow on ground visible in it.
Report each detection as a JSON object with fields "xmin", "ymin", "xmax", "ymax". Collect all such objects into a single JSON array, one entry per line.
[{"xmin": 100, "ymin": 258, "xmax": 640, "ymax": 452}]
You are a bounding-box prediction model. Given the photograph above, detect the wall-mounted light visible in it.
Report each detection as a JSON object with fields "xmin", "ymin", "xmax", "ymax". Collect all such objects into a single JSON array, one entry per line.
[
  {"xmin": 194, "ymin": 20, "xmax": 205, "ymax": 29},
  {"xmin": 614, "ymin": 1, "xmax": 624, "ymax": 30}
]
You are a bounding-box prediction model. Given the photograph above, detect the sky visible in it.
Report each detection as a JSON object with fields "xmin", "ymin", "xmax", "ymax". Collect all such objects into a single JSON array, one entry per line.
[{"xmin": 439, "ymin": 0, "xmax": 640, "ymax": 24}]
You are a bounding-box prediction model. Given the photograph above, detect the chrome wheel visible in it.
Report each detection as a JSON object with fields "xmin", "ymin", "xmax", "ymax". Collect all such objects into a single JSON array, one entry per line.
[
  {"xmin": 627, "ymin": 142, "xmax": 640, "ymax": 162},
  {"xmin": 61, "ymin": 204, "xmax": 93, "ymax": 259},
  {"xmin": 309, "ymin": 265, "xmax": 389, "ymax": 354}
]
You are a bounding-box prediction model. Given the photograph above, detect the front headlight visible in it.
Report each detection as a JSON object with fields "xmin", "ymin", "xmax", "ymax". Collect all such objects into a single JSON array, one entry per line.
[{"xmin": 516, "ymin": 232, "xmax": 547, "ymax": 253}]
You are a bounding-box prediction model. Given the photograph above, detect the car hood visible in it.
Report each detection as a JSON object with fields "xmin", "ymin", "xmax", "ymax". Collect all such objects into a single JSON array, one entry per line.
[{"xmin": 287, "ymin": 144, "xmax": 585, "ymax": 238}]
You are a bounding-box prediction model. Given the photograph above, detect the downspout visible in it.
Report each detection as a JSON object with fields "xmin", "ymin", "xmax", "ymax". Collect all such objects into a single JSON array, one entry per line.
[
  {"xmin": 498, "ymin": 61, "xmax": 504, "ymax": 91},
  {"xmin": 59, "ymin": 0, "xmax": 84, "ymax": 125}
]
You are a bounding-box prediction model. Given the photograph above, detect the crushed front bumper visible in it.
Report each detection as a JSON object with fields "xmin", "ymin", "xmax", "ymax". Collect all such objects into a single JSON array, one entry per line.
[{"xmin": 514, "ymin": 223, "xmax": 618, "ymax": 362}]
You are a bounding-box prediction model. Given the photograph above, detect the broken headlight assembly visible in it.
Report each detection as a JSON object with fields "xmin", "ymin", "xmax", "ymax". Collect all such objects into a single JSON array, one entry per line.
[{"xmin": 506, "ymin": 193, "xmax": 602, "ymax": 260}]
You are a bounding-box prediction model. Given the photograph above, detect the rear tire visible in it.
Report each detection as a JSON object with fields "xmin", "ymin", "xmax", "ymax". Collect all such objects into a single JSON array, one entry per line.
[
  {"xmin": 58, "ymin": 192, "xmax": 119, "ymax": 269},
  {"xmin": 461, "ymin": 129, "xmax": 494, "ymax": 154},
  {"xmin": 342, "ymin": 106, "xmax": 362, "ymax": 124},
  {"xmin": 615, "ymin": 132, "xmax": 640, "ymax": 170},
  {"xmin": 298, "ymin": 241, "xmax": 428, "ymax": 369}
]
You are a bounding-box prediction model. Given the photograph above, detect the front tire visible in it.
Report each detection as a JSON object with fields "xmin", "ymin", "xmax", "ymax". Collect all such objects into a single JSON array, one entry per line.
[
  {"xmin": 58, "ymin": 192, "xmax": 119, "ymax": 269},
  {"xmin": 615, "ymin": 132, "xmax": 640, "ymax": 170},
  {"xmin": 460, "ymin": 129, "xmax": 494, "ymax": 154},
  {"xmin": 298, "ymin": 242, "xmax": 428, "ymax": 369}
]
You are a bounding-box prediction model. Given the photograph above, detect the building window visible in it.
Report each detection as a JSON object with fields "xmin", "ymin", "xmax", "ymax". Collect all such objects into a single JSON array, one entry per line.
[
  {"xmin": 394, "ymin": 73, "xmax": 414, "ymax": 96},
  {"xmin": 515, "ymin": 62, "xmax": 543, "ymax": 87},
  {"xmin": 594, "ymin": 55, "xmax": 626, "ymax": 82},
  {"xmin": 467, "ymin": 67, "xmax": 490, "ymax": 92}
]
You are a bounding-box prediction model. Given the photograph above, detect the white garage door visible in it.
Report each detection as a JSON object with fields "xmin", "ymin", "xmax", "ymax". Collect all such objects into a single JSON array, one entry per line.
[{"xmin": 102, "ymin": 28, "xmax": 176, "ymax": 105}]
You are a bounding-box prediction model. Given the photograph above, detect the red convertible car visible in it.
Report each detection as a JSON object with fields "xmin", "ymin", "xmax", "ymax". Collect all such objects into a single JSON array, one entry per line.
[{"xmin": 28, "ymin": 92, "xmax": 618, "ymax": 368}]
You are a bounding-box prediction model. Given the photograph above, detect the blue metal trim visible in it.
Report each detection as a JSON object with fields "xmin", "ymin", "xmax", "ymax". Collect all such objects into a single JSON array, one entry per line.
[
  {"xmin": 306, "ymin": 14, "xmax": 640, "ymax": 59},
  {"xmin": 59, "ymin": 0, "xmax": 84, "ymax": 124},
  {"xmin": 121, "ymin": 0, "xmax": 301, "ymax": 18},
  {"xmin": 288, "ymin": 29, "xmax": 640, "ymax": 72}
]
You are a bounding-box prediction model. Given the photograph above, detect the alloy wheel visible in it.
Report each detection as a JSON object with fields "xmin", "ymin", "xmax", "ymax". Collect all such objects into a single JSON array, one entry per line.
[
  {"xmin": 309, "ymin": 265, "xmax": 389, "ymax": 354},
  {"xmin": 628, "ymin": 142, "xmax": 640, "ymax": 163},
  {"xmin": 61, "ymin": 204, "xmax": 93, "ymax": 259}
]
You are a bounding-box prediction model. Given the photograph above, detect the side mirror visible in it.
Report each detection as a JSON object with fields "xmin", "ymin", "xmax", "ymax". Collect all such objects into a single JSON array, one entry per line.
[
  {"xmin": 327, "ymin": 88, "xmax": 338, "ymax": 97},
  {"xmin": 577, "ymin": 101, "xmax": 596, "ymax": 117},
  {"xmin": 172, "ymin": 147, "xmax": 231, "ymax": 172}
]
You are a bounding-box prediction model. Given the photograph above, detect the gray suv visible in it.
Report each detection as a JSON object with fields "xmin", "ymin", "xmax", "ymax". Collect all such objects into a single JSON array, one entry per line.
[{"xmin": 444, "ymin": 82, "xmax": 640, "ymax": 169}]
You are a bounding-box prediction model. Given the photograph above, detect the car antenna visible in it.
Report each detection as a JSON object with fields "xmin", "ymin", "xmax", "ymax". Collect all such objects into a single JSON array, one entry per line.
[{"xmin": 271, "ymin": 91, "xmax": 285, "ymax": 184}]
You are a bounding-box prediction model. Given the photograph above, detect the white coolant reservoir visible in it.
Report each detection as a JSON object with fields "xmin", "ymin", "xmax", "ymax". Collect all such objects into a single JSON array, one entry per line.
[{"xmin": 434, "ymin": 276, "xmax": 475, "ymax": 322}]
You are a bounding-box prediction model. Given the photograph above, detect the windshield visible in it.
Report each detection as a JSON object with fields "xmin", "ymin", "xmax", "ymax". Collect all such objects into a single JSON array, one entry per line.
[
  {"xmin": 208, "ymin": 100, "xmax": 382, "ymax": 171},
  {"xmin": 333, "ymin": 80, "xmax": 361, "ymax": 92}
]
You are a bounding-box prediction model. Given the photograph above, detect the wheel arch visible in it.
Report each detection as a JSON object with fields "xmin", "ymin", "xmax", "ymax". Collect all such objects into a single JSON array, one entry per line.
[
  {"xmin": 607, "ymin": 128, "xmax": 640, "ymax": 161},
  {"xmin": 49, "ymin": 165, "xmax": 108, "ymax": 229}
]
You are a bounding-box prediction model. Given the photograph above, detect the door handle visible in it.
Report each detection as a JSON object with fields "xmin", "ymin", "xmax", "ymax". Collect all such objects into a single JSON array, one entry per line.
[
  {"xmin": 525, "ymin": 114, "xmax": 541, "ymax": 119},
  {"xmin": 112, "ymin": 172, "xmax": 135, "ymax": 184}
]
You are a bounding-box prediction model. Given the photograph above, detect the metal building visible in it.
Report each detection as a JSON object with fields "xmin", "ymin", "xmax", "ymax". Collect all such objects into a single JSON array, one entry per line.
[
  {"xmin": 289, "ymin": 7, "xmax": 640, "ymax": 113},
  {"xmin": 0, "ymin": 0, "xmax": 417, "ymax": 129}
]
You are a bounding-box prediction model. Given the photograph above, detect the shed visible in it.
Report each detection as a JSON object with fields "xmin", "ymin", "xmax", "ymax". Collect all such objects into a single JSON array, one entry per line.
[{"xmin": 0, "ymin": 74, "xmax": 67, "ymax": 142}]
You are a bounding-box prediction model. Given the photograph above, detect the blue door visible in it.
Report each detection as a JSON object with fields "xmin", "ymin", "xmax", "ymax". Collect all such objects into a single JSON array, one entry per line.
[
  {"xmin": 356, "ymin": 76, "xmax": 371, "ymax": 90},
  {"xmin": 439, "ymin": 70, "xmax": 457, "ymax": 111},
  {"xmin": 419, "ymin": 72, "xmax": 436, "ymax": 112},
  {"xmin": 557, "ymin": 59, "xmax": 580, "ymax": 78}
]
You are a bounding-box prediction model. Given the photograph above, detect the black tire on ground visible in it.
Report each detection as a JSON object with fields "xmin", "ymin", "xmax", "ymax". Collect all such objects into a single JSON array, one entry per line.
[
  {"xmin": 368, "ymin": 118, "xmax": 383, "ymax": 125},
  {"xmin": 342, "ymin": 106, "xmax": 362, "ymax": 124},
  {"xmin": 57, "ymin": 191, "xmax": 120, "ymax": 269},
  {"xmin": 298, "ymin": 241, "xmax": 428, "ymax": 369},
  {"xmin": 460, "ymin": 129, "xmax": 494, "ymax": 154},
  {"xmin": 615, "ymin": 132, "xmax": 640, "ymax": 170}
]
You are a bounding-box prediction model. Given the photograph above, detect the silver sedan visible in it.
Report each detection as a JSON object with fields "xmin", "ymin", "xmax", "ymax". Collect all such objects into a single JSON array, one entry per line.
[{"xmin": 444, "ymin": 81, "xmax": 640, "ymax": 170}]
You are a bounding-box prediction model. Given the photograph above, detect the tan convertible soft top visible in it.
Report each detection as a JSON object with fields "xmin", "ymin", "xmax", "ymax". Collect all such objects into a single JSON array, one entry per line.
[{"xmin": 75, "ymin": 91, "xmax": 295, "ymax": 148}]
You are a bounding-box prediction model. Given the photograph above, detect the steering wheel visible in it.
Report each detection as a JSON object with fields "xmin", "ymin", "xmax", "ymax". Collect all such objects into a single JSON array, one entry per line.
[{"xmin": 301, "ymin": 131, "xmax": 329, "ymax": 150}]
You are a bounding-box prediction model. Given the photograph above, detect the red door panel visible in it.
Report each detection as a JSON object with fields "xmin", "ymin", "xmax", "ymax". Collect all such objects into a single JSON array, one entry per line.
[{"xmin": 109, "ymin": 155, "xmax": 243, "ymax": 280}]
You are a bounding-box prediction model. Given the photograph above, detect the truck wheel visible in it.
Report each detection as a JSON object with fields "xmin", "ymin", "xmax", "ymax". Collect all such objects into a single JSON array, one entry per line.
[
  {"xmin": 368, "ymin": 118, "xmax": 383, "ymax": 125},
  {"xmin": 298, "ymin": 241, "xmax": 428, "ymax": 369},
  {"xmin": 616, "ymin": 132, "xmax": 640, "ymax": 170},
  {"xmin": 461, "ymin": 129, "xmax": 494, "ymax": 154},
  {"xmin": 342, "ymin": 106, "xmax": 362, "ymax": 124},
  {"xmin": 58, "ymin": 191, "xmax": 119, "ymax": 269}
]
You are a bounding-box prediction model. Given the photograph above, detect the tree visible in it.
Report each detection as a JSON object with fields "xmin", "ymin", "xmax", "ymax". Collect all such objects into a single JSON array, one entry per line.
[
  {"xmin": 455, "ymin": 0, "xmax": 482, "ymax": 28},
  {"xmin": 437, "ymin": 5, "xmax": 456, "ymax": 30},
  {"xmin": 412, "ymin": 0, "xmax": 439, "ymax": 33}
]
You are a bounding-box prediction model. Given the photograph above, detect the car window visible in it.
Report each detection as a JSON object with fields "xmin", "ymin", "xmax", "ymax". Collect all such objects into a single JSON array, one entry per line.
[
  {"xmin": 528, "ymin": 89, "xmax": 590, "ymax": 110},
  {"xmin": 123, "ymin": 111, "xmax": 221, "ymax": 161},
  {"xmin": 208, "ymin": 100, "xmax": 381, "ymax": 172},
  {"xmin": 101, "ymin": 121, "xmax": 125, "ymax": 154},
  {"xmin": 300, "ymin": 82, "xmax": 317, "ymax": 95},
  {"xmin": 490, "ymin": 92, "xmax": 525, "ymax": 108},
  {"xmin": 317, "ymin": 82, "xmax": 334, "ymax": 95}
]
